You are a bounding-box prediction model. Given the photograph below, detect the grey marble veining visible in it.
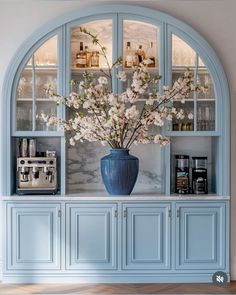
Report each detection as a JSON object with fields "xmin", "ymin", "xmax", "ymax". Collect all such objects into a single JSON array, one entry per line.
[{"xmin": 67, "ymin": 142, "xmax": 163, "ymax": 194}]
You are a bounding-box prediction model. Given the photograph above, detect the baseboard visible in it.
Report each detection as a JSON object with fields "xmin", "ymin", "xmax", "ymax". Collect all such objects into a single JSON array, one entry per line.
[{"xmin": 2, "ymin": 273, "xmax": 230, "ymax": 284}]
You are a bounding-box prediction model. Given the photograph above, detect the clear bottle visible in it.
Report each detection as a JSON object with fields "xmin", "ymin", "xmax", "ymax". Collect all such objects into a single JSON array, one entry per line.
[
  {"xmin": 76, "ymin": 42, "xmax": 86, "ymax": 68},
  {"xmin": 146, "ymin": 41, "xmax": 156, "ymax": 67},
  {"xmin": 136, "ymin": 45, "xmax": 145, "ymax": 64},
  {"xmin": 91, "ymin": 51, "xmax": 99, "ymax": 67},
  {"xmin": 125, "ymin": 42, "xmax": 133, "ymax": 68}
]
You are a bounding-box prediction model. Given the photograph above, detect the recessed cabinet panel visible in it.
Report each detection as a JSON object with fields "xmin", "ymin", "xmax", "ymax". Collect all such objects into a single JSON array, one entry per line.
[
  {"xmin": 176, "ymin": 202, "xmax": 225, "ymax": 270},
  {"xmin": 6, "ymin": 203, "xmax": 61, "ymax": 270},
  {"xmin": 122, "ymin": 203, "xmax": 170, "ymax": 270},
  {"xmin": 66, "ymin": 203, "xmax": 117, "ymax": 270}
]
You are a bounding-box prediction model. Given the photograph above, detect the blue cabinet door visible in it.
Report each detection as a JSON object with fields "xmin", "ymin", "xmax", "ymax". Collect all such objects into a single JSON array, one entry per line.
[
  {"xmin": 66, "ymin": 203, "xmax": 117, "ymax": 270},
  {"xmin": 176, "ymin": 202, "xmax": 226, "ymax": 270},
  {"xmin": 6, "ymin": 203, "xmax": 61, "ymax": 270},
  {"xmin": 122, "ymin": 203, "xmax": 171, "ymax": 270}
]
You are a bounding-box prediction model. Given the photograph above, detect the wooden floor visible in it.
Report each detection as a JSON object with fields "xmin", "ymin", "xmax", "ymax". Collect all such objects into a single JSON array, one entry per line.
[{"xmin": 0, "ymin": 283, "xmax": 236, "ymax": 294}]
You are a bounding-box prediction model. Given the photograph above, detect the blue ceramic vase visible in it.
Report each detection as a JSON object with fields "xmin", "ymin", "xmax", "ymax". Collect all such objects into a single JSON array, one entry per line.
[{"xmin": 100, "ymin": 149, "xmax": 139, "ymax": 195}]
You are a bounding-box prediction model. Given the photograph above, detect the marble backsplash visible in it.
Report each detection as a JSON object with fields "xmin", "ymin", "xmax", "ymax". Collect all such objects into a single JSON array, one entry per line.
[{"xmin": 67, "ymin": 142, "xmax": 163, "ymax": 194}]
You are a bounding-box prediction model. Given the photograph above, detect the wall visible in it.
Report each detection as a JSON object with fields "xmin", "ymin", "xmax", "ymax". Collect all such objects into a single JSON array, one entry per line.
[{"xmin": 0, "ymin": 0, "xmax": 235, "ymax": 280}]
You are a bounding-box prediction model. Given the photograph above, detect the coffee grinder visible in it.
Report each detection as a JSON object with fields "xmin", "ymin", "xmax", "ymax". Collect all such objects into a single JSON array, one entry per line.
[
  {"xmin": 192, "ymin": 156, "xmax": 208, "ymax": 194},
  {"xmin": 175, "ymin": 155, "xmax": 190, "ymax": 194}
]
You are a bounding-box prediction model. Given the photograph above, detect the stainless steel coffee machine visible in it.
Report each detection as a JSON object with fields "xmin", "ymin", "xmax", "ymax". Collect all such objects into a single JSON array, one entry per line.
[
  {"xmin": 17, "ymin": 138, "xmax": 57, "ymax": 194},
  {"xmin": 16, "ymin": 157, "xmax": 57, "ymax": 195}
]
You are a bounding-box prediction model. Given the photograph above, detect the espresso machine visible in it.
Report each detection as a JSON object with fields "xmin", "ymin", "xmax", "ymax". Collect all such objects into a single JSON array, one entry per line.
[
  {"xmin": 16, "ymin": 138, "xmax": 57, "ymax": 195},
  {"xmin": 16, "ymin": 157, "xmax": 57, "ymax": 194},
  {"xmin": 192, "ymin": 156, "xmax": 208, "ymax": 194}
]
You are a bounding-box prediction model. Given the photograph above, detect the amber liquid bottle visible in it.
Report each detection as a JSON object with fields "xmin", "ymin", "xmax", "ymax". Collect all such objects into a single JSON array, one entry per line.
[
  {"xmin": 76, "ymin": 42, "xmax": 87, "ymax": 68},
  {"xmin": 136, "ymin": 45, "xmax": 145, "ymax": 63}
]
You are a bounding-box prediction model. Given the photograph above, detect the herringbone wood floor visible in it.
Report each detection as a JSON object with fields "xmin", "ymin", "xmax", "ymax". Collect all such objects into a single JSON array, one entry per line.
[{"xmin": 0, "ymin": 283, "xmax": 236, "ymax": 294}]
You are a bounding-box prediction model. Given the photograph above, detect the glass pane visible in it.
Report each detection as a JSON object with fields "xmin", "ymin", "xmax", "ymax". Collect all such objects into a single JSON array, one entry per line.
[
  {"xmin": 35, "ymin": 69, "xmax": 57, "ymax": 98},
  {"xmin": 16, "ymin": 65, "xmax": 33, "ymax": 131},
  {"xmin": 171, "ymin": 34, "xmax": 196, "ymax": 131},
  {"xmin": 123, "ymin": 20, "xmax": 159, "ymax": 96},
  {"xmin": 16, "ymin": 101, "xmax": 32, "ymax": 131},
  {"xmin": 35, "ymin": 36, "xmax": 58, "ymax": 131},
  {"xmin": 172, "ymin": 34, "xmax": 196, "ymax": 67},
  {"xmin": 34, "ymin": 35, "xmax": 57, "ymax": 66},
  {"xmin": 71, "ymin": 20, "xmax": 112, "ymax": 91},
  {"xmin": 17, "ymin": 68, "xmax": 33, "ymax": 100},
  {"xmin": 197, "ymin": 58, "xmax": 215, "ymax": 131},
  {"xmin": 123, "ymin": 20, "xmax": 159, "ymax": 68},
  {"xmin": 36, "ymin": 101, "xmax": 57, "ymax": 131}
]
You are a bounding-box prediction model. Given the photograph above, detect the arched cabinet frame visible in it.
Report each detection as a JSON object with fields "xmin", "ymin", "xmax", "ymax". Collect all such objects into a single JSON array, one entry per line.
[{"xmin": 1, "ymin": 5, "xmax": 230, "ymax": 196}]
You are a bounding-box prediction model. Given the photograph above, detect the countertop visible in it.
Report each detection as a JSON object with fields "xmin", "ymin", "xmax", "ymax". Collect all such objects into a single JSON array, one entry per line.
[{"xmin": 1, "ymin": 191, "xmax": 230, "ymax": 201}]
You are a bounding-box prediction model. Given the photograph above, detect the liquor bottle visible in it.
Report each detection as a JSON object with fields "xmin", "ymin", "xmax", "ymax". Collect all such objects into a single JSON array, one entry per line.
[
  {"xmin": 91, "ymin": 51, "xmax": 99, "ymax": 67},
  {"xmin": 76, "ymin": 42, "xmax": 86, "ymax": 68},
  {"xmin": 125, "ymin": 42, "xmax": 133, "ymax": 68},
  {"xmin": 85, "ymin": 45, "xmax": 91, "ymax": 68},
  {"xmin": 146, "ymin": 41, "xmax": 156, "ymax": 67},
  {"xmin": 136, "ymin": 45, "xmax": 145, "ymax": 63}
]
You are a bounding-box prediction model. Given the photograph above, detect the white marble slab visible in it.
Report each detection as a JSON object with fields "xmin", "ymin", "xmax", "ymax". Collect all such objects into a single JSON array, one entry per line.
[
  {"xmin": 67, "ymin": 141, "xmax": 163, "ymax": 194},
  {"xmin": 2, "ymin": 193, "xmax": 230, "ymax": 202}
]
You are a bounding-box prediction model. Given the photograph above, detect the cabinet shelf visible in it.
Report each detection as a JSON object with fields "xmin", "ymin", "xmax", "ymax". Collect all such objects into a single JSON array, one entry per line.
[
  {"xmin": 17, "ymin": 98, "xmax": 56, "ymax": 102},
  {"xmin": 25, "ymin": 65, "xmax": 57, "ymax": 70}
]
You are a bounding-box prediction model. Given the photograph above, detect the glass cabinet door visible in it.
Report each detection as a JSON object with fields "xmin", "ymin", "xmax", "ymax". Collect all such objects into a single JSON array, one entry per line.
[
  {"xmin": 196, "ymin": 58, "xmax": 215, "ymax": 131},
  {"xmin": 16, "ymin": 35, "xmax": 58, "ymax": 132},
  {"xmin": 122, "ymin": 20, "xmax": 160, "ymax": 96},
  {"xmin": 170, "ymin": 34, "xmax": 216, "ymax": 132},
  {"xmin": 70, "ymin": 19, "xmax": 113, "ymax": 90}
]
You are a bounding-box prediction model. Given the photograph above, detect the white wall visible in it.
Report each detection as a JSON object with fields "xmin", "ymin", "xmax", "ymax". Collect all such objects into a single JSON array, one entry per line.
[{"xmin": 0, "ymin": 0, "xmax": 236, "ymax": 279}]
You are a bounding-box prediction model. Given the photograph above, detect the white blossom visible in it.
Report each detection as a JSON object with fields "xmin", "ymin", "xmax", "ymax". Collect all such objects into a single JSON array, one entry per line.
[
  {"xmin": 117, "ymin": 71, "xmax": 127, "ymax": 82},
  {"xmin": 43, "ymin": 31, "xmax": 206, "ymax": 149},
  {"xmin": 98, "ymin": 76, "xmax": 108, "ymax": 85}
]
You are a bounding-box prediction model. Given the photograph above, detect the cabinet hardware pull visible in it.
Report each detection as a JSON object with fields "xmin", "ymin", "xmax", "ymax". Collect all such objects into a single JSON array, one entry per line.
[
  {"xmin": 58, "ymin": 210, "xmax": 62, "ymax": 218},
  {"xmin": 114, "ymin": 210, "xmax": 118, "ymax": 218},
  {"xmin": 168, "ymin": 209, "xmax": 171, "ymax": 218},
  {"xmin": 123, "ymin": 209, "xmax": 127, "ymax": 218},
  {"xmin": 176, "ymin": 208, "xmax": 180, "ymax": 218}
]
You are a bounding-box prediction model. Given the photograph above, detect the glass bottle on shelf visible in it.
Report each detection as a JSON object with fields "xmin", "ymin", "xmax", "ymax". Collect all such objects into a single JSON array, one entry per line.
[
  {"xmin": 136, "ymin": 45, "xmax": 145, "ymax": 63},
  {"xmin": 85, "ymin": 45, "xmax": 92, "ymax": 68},
  {"xmin": 146, "ymin": 41, "xmax": 155, "ymax": 67},
  {"xmin": 76, "ymin": 42, "xmax": 87, "ymax": 68},
  {"xmin": 125, "ymin": 42, "xmax": 134, "ymax": 68},
  {"xmin": 91, "ymin": 51, "xmax": 100, "ymax": 67}
]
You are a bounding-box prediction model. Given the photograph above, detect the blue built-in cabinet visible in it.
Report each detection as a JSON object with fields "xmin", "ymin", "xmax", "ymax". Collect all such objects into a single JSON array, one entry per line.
[
  {"xmin": 123, "ymin": 203, "xmax": 171, "ymax": 270},
  {"xmin": 175, "ymin": 202, "xmax": 227, "ymax": 271},
  {"xmin": 1, "ymin": 4, "xmax": 230, "ymax": 284},
  {"xmin": 3, "ymin": 198, "xmax": 229, "ymax": 283},
  {"xmin": 6, "ymin": 203, "xmax": 61, "ymax": 271},
  {"xmin": 66, "ymin": 203, "xmax": 117, "ymax": 270}
]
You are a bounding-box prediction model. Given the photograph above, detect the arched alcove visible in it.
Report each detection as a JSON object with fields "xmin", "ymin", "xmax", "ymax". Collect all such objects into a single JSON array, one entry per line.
[{"xmin": 0, "ymin": 5, "xmax": 230, "ymax": 196}]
